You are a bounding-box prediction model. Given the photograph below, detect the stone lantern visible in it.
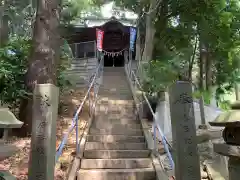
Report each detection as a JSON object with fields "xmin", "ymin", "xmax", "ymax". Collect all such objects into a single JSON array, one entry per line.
[
  {"xmin": 0, "ymin": 108, "xmax": 23, "ymax": 140},
  {"xmin": 209, "ymin": 101, "xmax": 240, "ymax": 180},
  {"xmin": 0, "ymin": 108, "xmax": 23, "ymax": 180}
]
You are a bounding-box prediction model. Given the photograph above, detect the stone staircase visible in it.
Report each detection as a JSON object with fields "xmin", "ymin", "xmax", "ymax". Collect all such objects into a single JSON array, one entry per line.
[
  {"xmin": 77, "ymin": 67, "xmax": 156, "ymax": 180},
  {"xmin": 65, "ymin": 57, "xmax": 98, "ymax": 87}
]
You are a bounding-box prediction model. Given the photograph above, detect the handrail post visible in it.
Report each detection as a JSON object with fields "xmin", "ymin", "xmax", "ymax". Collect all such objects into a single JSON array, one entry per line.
[
  {"xmin": 153, "ymin": 123, "xmax": 157, "ymax": 153},
  {"xmin": 76, "ymin": 116, "xmax": 79, "ymax": 153},
  {"xmin": 93, "ymin": 82, "xmax": 96, "ymax": 113},
  {"xmin": 88, "ymin": 92, "xmax": 91, "ymax": 116},
  {"xmin": 94, "ymin": 41, "xmax": 97, "ymax": 59},
  {"xmin": 199, "ymin": 95, "xmax": 206, "ymax": 125},
  {"xmin": 75, "ymin": 43, "xmax": 77, "ymax": 58}
]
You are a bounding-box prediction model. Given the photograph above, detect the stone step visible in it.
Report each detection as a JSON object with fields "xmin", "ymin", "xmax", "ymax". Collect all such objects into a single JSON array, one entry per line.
[
  {"xmin": 96, "ymin": 110, "xmax": 135, "ymax": 115},
  {"xmin": 86, "ymin": 135, "xmax": 145, "ymax": 143},
  {"xmin": 71, "ymin": 59, "xmax": 97, "ymax": 63},
  {"xmin": 98, "ymin": 92, "xmax": 132, "ymax": 96},
  {"xmin": 92, "ymin": 118, "xmax": 140, "ymax": 125},
  {"xmin": 96, "ymin": 101, "xmax": 134, "ymax": 106},
  {"xmin": 100, "ymin": 85, "xmax": 129, "ymax": 88},
  {"xmin": 102, "ymin": 73, "xmax": 126, "ymax": 76},
  {"xmin": 96, "ymin": 102, "xmax": 134, "ymax": 107},
  {"xmin": 98, "ymin": 94, "xmax": 132, "ymax": 100},
  {"xmin": 70, "ymin": 61, "xmax": 96, "ymax": 65},
  {"xmin": 99, "ymin": 85, "xmax": 129, "ymax": 88},
  {"xmin": 95, "ymin": 111, "xmax": 135, "ymax": 116},
  {"xmin": 96, "ymin": 107, "xmax": 135, "ymax": 113},
  {"xmin": 102, "ymin": 69, "xmax": 125, "ymax": 73},
  {"xmin": 89, "ymin": 124, "xmax": 141, "ymax": 132},
  {"xmin": 72, "ymin": 59, "xmax": 97, "ymax": 64},
  {"xmin": 81, "ymin": 158, "xmax": 153, "ymax": 169},
  {"xmin": 98, "ymin": 96, "xmax": 133, "ymax": 100},
  {"xmin": 83, "ymin": 150, "xmax": 150, "ymax": 159},
  {"xmin": 85, "ymin": 142, "xmax": 147, "ymax": 150},
  {"xmin": 98, "ymin": 91, "xmax": 132, "ymax": 95},
  {"xmin": 71, "ymin": 61, "xmax": 97, "ymax": 66},
  {"xmin": 89, "ymin": 128, "xmax": 143, "ymax": 136},
  {"xmin": 91, "ymin": 122, "xmax": 141, "ymax": 129},
  {"xmin": 99, "ymin": 86, "xmax": 129, "ymax": 90},
  {"xmin": 98, "ymin": 92, "xmax": 132, "ymax": 95},
  {"xmin": 106, "ymin": 114, "xmax": 136, "ymax": 119},
  {"xmin": 98, "ymin": 92, "xmax": 131, "ymax": 95},
  {"xmin": 69, "ymin": 66, "xmax": 96, "ymax": 71},
  {"xmin": 65, "ymin": 69, "xmax": 95, "ymax": 74},
  {"xmin": 77, "ymin": 168, "xmax": 156, "ymax": 180}
]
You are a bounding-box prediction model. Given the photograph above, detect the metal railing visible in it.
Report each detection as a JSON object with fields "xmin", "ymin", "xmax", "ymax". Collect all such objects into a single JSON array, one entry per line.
[
  {"xmin": 69, "ymin": 41, "xmax": 97, "ymax": 59},
  {"xmin": 125, "ymin": 60, "xmax": 175, "ymax": 171},
  {"xmin": 55, "ymin": 55, "xmax": 103, "ymax": 163}
]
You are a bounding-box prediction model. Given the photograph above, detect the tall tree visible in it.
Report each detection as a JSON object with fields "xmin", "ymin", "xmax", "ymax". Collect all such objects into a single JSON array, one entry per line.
[
  {"xmin": 141, "ymin": 0, "xmax": 158, "ymax": 62},
  {"xmin": 19, "ymin": 0, "xmax": 61, "ymax": 136},
  {"xmin": 0, "ymin": 0, "xmax": 10, "ymax": 46}
]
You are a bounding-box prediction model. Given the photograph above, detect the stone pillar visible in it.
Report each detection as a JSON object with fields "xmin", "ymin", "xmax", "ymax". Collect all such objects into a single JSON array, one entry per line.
[
  {"xmin": 210, "ymin": 101, "xmax": 240, "ymax": 180},
  {"xmin": 210, "ymin": 86, "xmax": 217, "ymax": 107},
  {"xmin": 235, "ymin": 84, "xmax": 239, "ymax": 100},
  {"xmin": 28, "ymin": 84, "xmax": 59, "ymax": 180},
  {"xmin": 169, "ymin": 81, "xmax": 201, "ymax": 180},
  {"xmin": 199, "ymin": 96, "xmax": 206, "ymax": 126}
]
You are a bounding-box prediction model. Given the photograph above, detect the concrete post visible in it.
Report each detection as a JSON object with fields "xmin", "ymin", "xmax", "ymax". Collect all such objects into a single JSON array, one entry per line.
[
  {"xmin": 235, "ymin": 84, "xmax": 239, "ymax": 100},
  {"xmin": 75, "ymin": 43, "xmax": 77, "ymax": 58},
  {"xmin": 169, "ymin": 81, "xmax": 201, "ymax": 180},
  {"xmin": 199, "ymin": 96, "xmax": 206, "ymax": 125},
  {"xmin": 28, "ymin": 84, "xmax": 59, "ymax": 180},
  {"xmin": 210, "ymin": 86, "xmax": 218, "ymax": 107}
]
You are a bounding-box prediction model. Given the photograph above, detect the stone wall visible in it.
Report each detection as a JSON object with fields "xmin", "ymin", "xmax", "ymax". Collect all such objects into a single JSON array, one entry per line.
[
  {"xmin": 153, "ymin": 93, "xmax": 228, "ymax": 179},
  {"xmin": 154, "ymin": 94, "xmax": 223, "ymax": 140}
]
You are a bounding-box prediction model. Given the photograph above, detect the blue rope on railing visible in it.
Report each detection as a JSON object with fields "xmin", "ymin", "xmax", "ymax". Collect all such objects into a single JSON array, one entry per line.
[
  {"xmin": 130, "ymin": 70, "xmax": 175, "ymax": 170},
  {"xmin": 155, "ymin": 123, "xmax": 174, "ymax": 169},
  {"xmin": 55, "ymin": 56, "xmax": 103, "ymax": 164}
]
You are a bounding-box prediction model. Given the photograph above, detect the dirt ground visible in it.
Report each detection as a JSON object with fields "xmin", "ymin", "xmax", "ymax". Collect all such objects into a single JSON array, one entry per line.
[{"xmin": 0, "ymin": 88, "xmax": 89, "ymax": 180}]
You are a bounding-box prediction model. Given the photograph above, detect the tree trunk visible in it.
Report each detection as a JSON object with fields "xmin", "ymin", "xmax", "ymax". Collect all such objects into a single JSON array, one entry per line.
[
  {"xmin": 205, "ymin": 48, "xmax": 212, "ymax": 91},
  {"xmin": 18, "ymin": 0, "xmax": 61, "ymax": 136},
  {"xmin": 136, "ymin": 26, "xmax": 141, "ymax": 77},
  {"xmin": 0, "ymin": 0, "xmax": 9, "ymax": 46},
  {"xmin": 136, "ymin": 26, "xmax": 141, "ymax": 61},
  {"xmin": 188, "ymin": 37, "xmax": 198, "ymax": 81},
  {"xmin": 142, "ymin": 0, "xmax": 158, "ymax": 62},
  {"xmin": 235, "ymin": 84, "xmax": 239, "ymax": 100},
  {"xmin": 198, "ymin": 41, "xmax": 207, "ymax": 90}
]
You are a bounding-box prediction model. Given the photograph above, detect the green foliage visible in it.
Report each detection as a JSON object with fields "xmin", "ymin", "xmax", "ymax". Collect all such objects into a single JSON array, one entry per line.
[
  {"xmin": 218, "ymin": 100, "xmax": 231, "ymax": 111},
  {"xmin": 142, "ymin": 59, "xmax": 178, "ymax": 95},
  {"xmin": 135, "ymin": 0, "xmax": 240, "ymax": 109},
  {"xmin": 192, "ymin": 90, "xmax": 212, "ymax": 105},
  {"xmin": 0, "ymin": 37, "xmax": 73, "ymax": 108},
  {"xmin": 57, "ymin": 41, "xmax": 73, "ymax": 93},
  {"xmin": 0, "ymin": 37, "xmax": 30, "ymax": 108}
]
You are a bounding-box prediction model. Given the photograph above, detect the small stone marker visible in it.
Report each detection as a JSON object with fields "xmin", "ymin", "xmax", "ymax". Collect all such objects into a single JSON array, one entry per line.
[
  {"xmin": 169, "ymin": 81, "xmax": 201, "ymax": 180},
  {"xmin": 28, "ymin": 84, "xmax": 59, "ymax": 180}
]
